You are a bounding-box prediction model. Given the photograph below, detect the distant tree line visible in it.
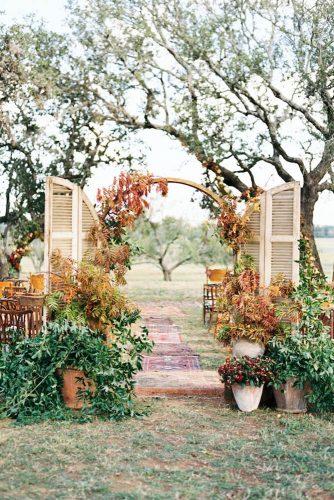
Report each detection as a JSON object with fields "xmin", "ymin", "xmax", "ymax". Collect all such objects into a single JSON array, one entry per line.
[
  {"xmin": 314, "ymin": 226, "xmax": 334, "ymax": 238},
  {"xmin": 129, "ymin": 216, "xmax": 232, "ymax": 281}
]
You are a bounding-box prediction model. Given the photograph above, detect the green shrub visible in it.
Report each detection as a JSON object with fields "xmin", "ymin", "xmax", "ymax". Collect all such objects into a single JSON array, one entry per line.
[
  {"xmin": 0, "ymin": 313, "xmax": 152, "ymax": 424},
  {"xmin": 268, "ymin": 332, "xmax": 334, "ymax": 412}
]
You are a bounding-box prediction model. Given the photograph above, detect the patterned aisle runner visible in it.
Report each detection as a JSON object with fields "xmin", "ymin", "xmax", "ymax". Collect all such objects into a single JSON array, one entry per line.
[
  {"xmin": 142, "ymin": 316, "xmax": 201, "ymax": 371},
  {"xmin": 135, "ymin": 312, "xmax": 225, "ymax": 398}
]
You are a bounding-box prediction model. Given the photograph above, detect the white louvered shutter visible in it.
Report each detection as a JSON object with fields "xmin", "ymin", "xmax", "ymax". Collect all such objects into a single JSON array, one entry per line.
[
  {"xmin": 263, "ymin": 182, "xmax": 300, "ymax": 286},
  {"xmin": 44, "ymin": 177, "xmax": 99, "ymax": 276},
  {"xmin": 241, "ymin": 182, "xmax": 300, "ymax": 286}
]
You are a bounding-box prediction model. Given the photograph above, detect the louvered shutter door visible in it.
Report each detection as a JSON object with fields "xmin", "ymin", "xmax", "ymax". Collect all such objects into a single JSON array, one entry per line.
[
  {"xmin": 44, "ymin": 177, "xmax": 99, "ymax": 277},
  {"xmin": 263, "ymin": 182, "xmax": 300, "ymax": 286}
]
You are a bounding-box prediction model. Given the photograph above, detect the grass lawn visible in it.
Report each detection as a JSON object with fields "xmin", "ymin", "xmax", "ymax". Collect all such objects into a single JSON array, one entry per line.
[
  {"xmin": 0, "ymin": 264, "xmax": 333, "ymax": 499},
  {"xmin": 0, "ymin": 403, "xmax": 333, "ymax": 499},
  {"xmin": 316, "ymin": 238, "xmax": 334, "ymax": 280}
]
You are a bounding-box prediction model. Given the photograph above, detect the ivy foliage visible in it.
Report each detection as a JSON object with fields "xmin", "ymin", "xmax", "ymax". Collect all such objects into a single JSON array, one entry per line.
[
  {"xmin": 293, "ymin": 238, "xmax": 334, "ymax": 335},
  {"xmin": 0, "ymin": 313, "xmax": 152, "ymax": 424}
]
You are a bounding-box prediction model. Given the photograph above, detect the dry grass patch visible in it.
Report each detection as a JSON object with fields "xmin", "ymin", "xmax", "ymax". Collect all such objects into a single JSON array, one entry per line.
[{"xmin": 0, "ymin": 399, "xmax": 333, "ymax": 498}]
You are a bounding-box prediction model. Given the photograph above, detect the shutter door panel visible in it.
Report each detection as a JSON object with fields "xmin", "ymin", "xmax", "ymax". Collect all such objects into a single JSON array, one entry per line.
[
  {"xmin": 271, "ymin": 242, "xmax": 294, "ymax": 279},
  {"xmin": 44, "ymin": 177, "xmax": 99, "ymax": 282},
  {"xmin": 272, "ymin": 189, "xmax": 294, "ymax": 236},
  {"xmin": 51, "ymin": 184, "xmax": 75, "ymax": 262},
  {"xmin": 53, "ymin": 239, "xmax": 73, "ymax": 259},
  {"xmin": 264, "ymin": 182, "xmax": 300, "ymax": 286},
  {"xmin": 240, "ymin": 182, "xmax": 300, "ymax": 287},
  {"xmin": 242, "ymin": 242, "xmax": 260, "ymax": 270},
  {"xmin": 45, "ymin": 178, "xmax": 77, "ymax": 275}
]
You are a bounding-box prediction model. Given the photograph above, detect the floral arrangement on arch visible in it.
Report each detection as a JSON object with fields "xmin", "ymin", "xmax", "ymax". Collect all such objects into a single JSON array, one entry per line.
[
  {"xmin": 86, "ymin": 172, "xmax": 169, "ymax": 283},
  {"xmin": 96, "ymin": 171, "xmax": 168, "ymax": 238},
  {"xmin": 216, "ymin": 187, "xmax": 263, "ymax": 252}
]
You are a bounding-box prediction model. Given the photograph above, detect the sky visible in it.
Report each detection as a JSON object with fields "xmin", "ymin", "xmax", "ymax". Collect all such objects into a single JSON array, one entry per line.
[{"xmin": 1, "ymin": 0, "xmax": 334, "ymax": 226}]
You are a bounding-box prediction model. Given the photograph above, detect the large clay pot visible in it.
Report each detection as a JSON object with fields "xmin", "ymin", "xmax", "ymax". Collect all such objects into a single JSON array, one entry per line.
[
  {"xmin": 273, "ymin": 378, "xmax": 307, "ymax": 414},
  {"xmin": 232, "ymin": 339, "xmax": 265, "ymax": 358},
  {"xmin": 57, "ymin": 368, "xmax": 95, "ymax": 410},
  {"xmin": 232, "ymin": 384, "xmax": 264, "ymax": 412}
]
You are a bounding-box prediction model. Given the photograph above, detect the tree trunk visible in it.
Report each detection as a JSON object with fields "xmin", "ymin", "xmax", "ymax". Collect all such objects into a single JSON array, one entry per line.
[
  {"xmin": 0, "ymin": 253, "xmax": 10, "ymax": 278},
  {"xmin": 162, "ymin": 268, "xmax": 172, "ymax": 281},
  {"xmin": 300, "ymin": 184, "xmax": 323, "ymax": 274}
]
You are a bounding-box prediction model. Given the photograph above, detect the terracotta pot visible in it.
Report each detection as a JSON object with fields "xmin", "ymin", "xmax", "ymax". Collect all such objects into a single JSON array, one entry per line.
[
  {"xmin": 232, "ymin": 384, "xmax": 264, "ymax": 412},
  {"xmin": 57, "ymin": 368, "xmax": 95, "ymax": 410},
  {"xmin": 87, "ymin": 320, "xmax": 115, "ymax": 344},
  {"xmin": 273, "ymin": 378, "xmax": 307, "ymax": 414},
  {"xmin": 232, "ymin": 339, "xmax": 265, "ymax": 358}
]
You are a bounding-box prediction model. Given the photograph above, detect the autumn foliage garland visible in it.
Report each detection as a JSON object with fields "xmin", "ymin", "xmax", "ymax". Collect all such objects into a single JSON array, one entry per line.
[
  {"xmin": 94, "ymin": 171, "xmax": 259, "ymax": 258},
  {"xmin": 96, "ymin": 172, "xmax": 168, "ymax": 238}
]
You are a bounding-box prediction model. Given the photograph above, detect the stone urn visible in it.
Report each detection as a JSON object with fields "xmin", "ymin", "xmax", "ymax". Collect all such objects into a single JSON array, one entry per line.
[
  {"xmin": 232, "ymin": 384, "xmax": 264, "ymax": 412},
  {"xmin": 232, "ymin": 339, "xmax": 265, "ymax": 358},
  {"xmin": 273, "ymin": 378, "xmax": 307, "ymax": 414}
]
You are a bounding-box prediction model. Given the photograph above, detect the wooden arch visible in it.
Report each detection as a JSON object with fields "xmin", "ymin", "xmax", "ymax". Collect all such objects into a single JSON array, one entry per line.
[
  {"xmin": 153, "ymin": 177, "xmax": 301, "ymax": 285},
  {"xmin": 152, "ymin": 177, "xmax": 224, "ymax": 205},
  {"xmin": 44, "ymin": 176, "xmax": 301, "ymax": 286}
]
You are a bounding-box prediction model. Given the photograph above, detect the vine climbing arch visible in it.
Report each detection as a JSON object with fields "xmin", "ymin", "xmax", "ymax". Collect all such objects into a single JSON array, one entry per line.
[{"xmin": 44, "ymin": 176, "xmax": 301, "ymax": 287}]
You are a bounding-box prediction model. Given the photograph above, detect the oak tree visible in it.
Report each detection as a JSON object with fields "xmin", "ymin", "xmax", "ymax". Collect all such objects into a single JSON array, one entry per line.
[{"xmin": 69, "ymin": 0, "xmax": 334, "ymax": 271}]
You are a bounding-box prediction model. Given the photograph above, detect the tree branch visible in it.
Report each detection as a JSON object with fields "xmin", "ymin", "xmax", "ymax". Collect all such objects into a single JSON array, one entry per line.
[{"xmin": 267, "ymin": 82, "xmax": 328, "ymax": 136}]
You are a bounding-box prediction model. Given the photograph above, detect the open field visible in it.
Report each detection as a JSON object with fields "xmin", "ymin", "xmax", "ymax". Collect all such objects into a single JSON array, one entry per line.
[
  {"xmin": 0, "ymin": 263, "xmax": 333, "ymax": 499},
  {"xmin": 317, "ymin": 238, "xmax": 334, "ymax": 279}
]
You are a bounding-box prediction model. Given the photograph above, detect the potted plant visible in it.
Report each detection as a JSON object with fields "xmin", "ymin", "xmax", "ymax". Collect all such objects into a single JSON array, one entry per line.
[
  {"xmin": 0, "ymin": 316, "xmax": 152, "ymax": 421},
  {"xmin": 268, "ymin": 331, "xmax": 334, "ymax": 413},
  {"xmin": 267, "ymin": 334, "xmax": 308, "ymax": 413},
  {"xmin": 267, "ymin": 238, "xmax": 334, "ymax": 414},
  {"xmin": 218, "ymin": 356, "xmax": 273, "ymax": 412},
  {"xmin": 43, "ymin": 251, "xmax": 154, "ymax": 411},
  {"xmin": 216, "ymin": 266, "xmax": 283, "ymax": 357}
]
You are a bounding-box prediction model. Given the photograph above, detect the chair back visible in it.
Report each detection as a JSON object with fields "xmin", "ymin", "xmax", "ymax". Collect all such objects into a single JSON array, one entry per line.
[
  {"xmin": 0, "ymin": 281, "xmax": 13, "ymax": 298},
  {"xmin": 30, "ymin": 274, "xmax": 45, "ymax": 293},
  {"xmin": 3, "ymin": 286, "xmax": 25, "ymax": 298},
  {"xmin": 17, "ymin": 295, "xmax": 44, "ymax": 337},
  {"xmin": 0, "ymin": 298, "xmax": 20, "ymax": 310},
  {"xmin": 206, "ymin": 268, "xmax": 227, "ymax": 284}
]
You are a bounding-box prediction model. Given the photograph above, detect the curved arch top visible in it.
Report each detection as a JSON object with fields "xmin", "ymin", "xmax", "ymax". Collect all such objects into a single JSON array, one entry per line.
[{"xmin": 153, "ymin": 177, "xmax": 225, "ymax": 205}]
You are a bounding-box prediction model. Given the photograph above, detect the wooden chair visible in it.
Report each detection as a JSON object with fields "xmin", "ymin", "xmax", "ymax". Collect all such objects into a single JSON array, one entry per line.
[
  {"xmin": 3, "ymin": 286, "xmax": 26, "ymax": 298},
  {"xmin": 0, "ymin": 298, "xmax": 20, "ymax": 310},
  {"xmin": 17, "ymin": 294, "xmax": 44, "ymax": 337},
  {"xmin": 0, "ymin": 294, "xmax": 44, "ymax": 339},
  {"xmin": 0, "ymin": 281, "xmax": 13, "ymax": 298},
  {"xmin": 0, "ymin": 309, "xmax": 35, "ymax": 344},
  {"xmin": 203, "ymin": 284, "xmax": 221, "ymax": 325}
]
